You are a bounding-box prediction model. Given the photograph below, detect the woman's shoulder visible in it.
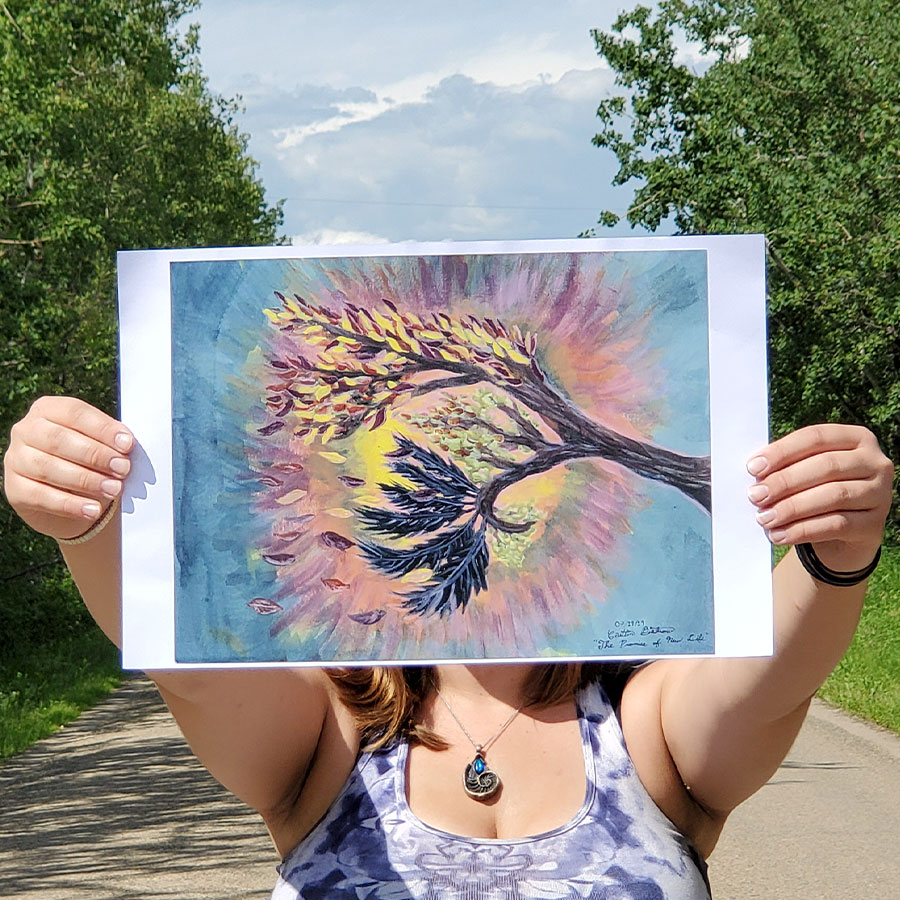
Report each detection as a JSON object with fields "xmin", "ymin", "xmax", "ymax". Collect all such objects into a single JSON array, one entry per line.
[{"xmin": 617, "ymin": 662, "xmax": 725, "ymax": 858}]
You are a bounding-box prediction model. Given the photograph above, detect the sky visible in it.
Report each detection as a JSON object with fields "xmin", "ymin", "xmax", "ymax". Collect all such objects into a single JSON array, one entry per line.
[{"xmin": 186, "ymin": 1, "xmax": 684, "ymax": 245}]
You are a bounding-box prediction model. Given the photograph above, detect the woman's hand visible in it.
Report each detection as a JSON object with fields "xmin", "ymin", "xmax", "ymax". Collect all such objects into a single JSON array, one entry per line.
[
  {"xmin": 3, "ymin": 396, "xmax": 134, "ymax": 541},
  {"xmin": 746, "ymin": 424, "xmax": 894, "ymax": 571}
]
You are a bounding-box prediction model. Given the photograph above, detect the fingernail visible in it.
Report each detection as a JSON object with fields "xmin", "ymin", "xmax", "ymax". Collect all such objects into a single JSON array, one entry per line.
[
  {"xmin": 747, "ymin": 484, "xmax": 769, "ymax": 504},
  {"xmin": 109, "ymin": 457, "xmax": 130, "ymax": 476},
  {"xmin": 756, "ymin": 508, "xmax": 777, "ymax": 526},
  {"xmin": 101, "ymin": 479, "xmax": 122, "ymax": 497},
  {"xmin": 769, "ymin": 529, "xmax": 787, "ymax": 544},
  {"xmin": 83, "ymin": 501, "xmax": 101, "ymax": 518},
  {"xmin": 747, "ymin": 456, "xmax": 767, "ymax": 476},
  {"xmin": 114, "ymin": 433, "xmax": 133, "ymax": 452}
]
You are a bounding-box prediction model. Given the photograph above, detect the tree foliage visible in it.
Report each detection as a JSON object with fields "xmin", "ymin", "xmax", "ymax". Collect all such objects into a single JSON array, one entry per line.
[
  {"xmin": 588, "ymin": 0, "xmax": 900, "ymax": 525},
  {"xmin": 259, "ymin": 293, "xmax": 710, "ymax": 617},
  {"xmin": 0, "ymin": 0, "xmax": 283, "ymax": 667}
]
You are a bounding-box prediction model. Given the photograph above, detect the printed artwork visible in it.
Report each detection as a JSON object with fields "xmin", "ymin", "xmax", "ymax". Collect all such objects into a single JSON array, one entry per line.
[{"xmin": 169, "ymin": 249, "xmax": 714, "ymax": 663}]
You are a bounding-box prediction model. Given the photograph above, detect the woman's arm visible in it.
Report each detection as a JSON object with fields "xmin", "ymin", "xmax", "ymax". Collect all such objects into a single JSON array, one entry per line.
[
  {"xmin": 3, "ymin": 397, "xmax": 339, "ymax": 835},
  {"xmin": 622, "ymin": 424, "xmax": 893, "ymax": 840}
]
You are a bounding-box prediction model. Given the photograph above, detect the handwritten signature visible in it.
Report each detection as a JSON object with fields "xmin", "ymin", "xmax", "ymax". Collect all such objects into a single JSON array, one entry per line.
[{"xmin": 595, "ymin": 624, "xmax": 707, "ymax": 651}]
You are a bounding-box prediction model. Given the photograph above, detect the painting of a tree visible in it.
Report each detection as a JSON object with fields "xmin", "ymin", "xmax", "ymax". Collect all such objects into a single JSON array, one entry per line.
[
  {"xmin": 255, "ymin": 290, "xmax": 709, "ymax": 619},
  {"xmin": 213, "ymin": 250, "xmax": 714, "ymax": 661}
]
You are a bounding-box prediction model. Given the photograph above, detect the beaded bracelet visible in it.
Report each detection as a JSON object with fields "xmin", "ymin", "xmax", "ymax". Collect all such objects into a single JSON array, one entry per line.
[
  {"xmin": 56, "ymin": 498, "xmax": 119, "ymax": 546},
  {"xmin": 795, "ymin": 541, "xmax": 882, "ymax": 587}
]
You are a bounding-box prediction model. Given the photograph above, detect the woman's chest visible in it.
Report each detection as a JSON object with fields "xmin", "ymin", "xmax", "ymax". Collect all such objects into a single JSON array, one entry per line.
[{"xmin": 406, "ymin": 709, "xmax": 589, "ymax": 840}]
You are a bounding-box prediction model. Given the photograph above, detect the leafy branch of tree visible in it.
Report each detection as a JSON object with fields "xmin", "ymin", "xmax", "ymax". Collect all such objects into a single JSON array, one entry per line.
[{"xmin": 261, "ymin": 294, "xmax": 711, "ymax": 616}]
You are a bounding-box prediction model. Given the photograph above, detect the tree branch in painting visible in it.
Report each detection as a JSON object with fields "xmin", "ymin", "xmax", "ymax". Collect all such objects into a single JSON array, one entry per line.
[{"xmin": 258, "ymin": 292, "xmax": 710, "ymax": 617}]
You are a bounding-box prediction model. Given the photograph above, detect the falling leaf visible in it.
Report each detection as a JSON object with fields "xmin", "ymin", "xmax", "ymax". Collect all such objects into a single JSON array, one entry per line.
[
  {"xmin": 319, "ymin": 451, "xmax": 347, "ymax": 464},
  {"xmin": 257, "ymin": 475, "xmax": 282, "ymax": 487},
  {"xmin": 322, "ymin": 578, "xmax": 349, "ymax": 590},
  {"xmin": 257, "ymin": 421, "xmax": 285, "ymax": 436},
  {"xmin": 262, "ymin": 552, "xmax": 295, "ymax": 566},
  {"xmin": 324, "ymin": 508, "xmax": 354, "ymax": 518},
  {"xmin": 320, "ymin": 531, "xmax": 355, "ymax": 551},
  {"xmin": 273, "ymin": 462, "xmax": 304, "ymax": 474},
  {"xmin": 338, "ymin": 475, "xmax": 365, "ymax": 487},
  {"xmin": 276, "ymin": 488, "xmax": 308, "ymax": 505},
  {"xmin": 248, "ymin": 597, "xmax": 283, "ymax": 615},
  {"xmin": 348, "ymin": 610, "xmax": 386, "ymax": 625}
]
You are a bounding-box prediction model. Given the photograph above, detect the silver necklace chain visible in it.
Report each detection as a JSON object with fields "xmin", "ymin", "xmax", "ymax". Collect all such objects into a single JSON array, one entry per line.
[{"xmin": 436, "ymin": 689, "xmax": 523, "ymax": 754}]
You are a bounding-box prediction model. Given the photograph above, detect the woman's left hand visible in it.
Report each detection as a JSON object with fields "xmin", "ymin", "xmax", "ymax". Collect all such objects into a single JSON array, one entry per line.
[{"xmin": 746, "ymin": 423, "xmax": 894, "ymax": 570}]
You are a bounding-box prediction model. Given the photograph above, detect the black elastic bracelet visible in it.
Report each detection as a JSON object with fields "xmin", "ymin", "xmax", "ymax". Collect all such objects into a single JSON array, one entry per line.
[{"xmin": 795, "ymin": 542, "xmax": 882, "ymax": 587}]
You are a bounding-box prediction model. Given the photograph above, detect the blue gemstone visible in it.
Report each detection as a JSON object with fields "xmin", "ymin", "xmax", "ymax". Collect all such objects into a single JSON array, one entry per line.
[{"xmin": 474, "ymin": 757, "xmax": 485, "ymax": 774}]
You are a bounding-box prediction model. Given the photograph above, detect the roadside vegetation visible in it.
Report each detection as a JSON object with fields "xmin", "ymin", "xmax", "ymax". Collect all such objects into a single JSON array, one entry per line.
[
  {"xmin": 0, "ymin": 0, "xmax": 281, "ymax": 762},
  {"xmin": 820, "ymin": 545, "xmax": 900, "ymax": 733}
]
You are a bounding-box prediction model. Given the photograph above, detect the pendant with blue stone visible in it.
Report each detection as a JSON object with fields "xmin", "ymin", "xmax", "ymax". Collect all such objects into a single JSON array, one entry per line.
[{"xmin": 464, "ymin": 749, "xmax": 500, "ymax": 800}]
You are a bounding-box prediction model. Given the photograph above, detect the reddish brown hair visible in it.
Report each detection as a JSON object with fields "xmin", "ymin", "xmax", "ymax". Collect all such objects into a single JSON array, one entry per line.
[{"xmin": 327, "ymin": 663, "xmax": 626, "ymax": 751}]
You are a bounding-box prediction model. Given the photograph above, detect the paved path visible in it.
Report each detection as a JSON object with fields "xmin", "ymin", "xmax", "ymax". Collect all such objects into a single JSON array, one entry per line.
[{"xmin": 2, "ymin": 679, "xmax": 899, "ymax": 899}]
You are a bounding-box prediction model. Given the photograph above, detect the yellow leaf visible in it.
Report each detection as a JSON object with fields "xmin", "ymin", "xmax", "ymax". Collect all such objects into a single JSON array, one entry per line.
[
  {"xmin": 276, "ymin": 489, "xmax": 308, "ymax": 505},
  {"xmin": 313, "ymin": 384, "xmax": 332, "ymax": 401},
  {"xmin": 394, "ymin": 318, "xmax": 412, "ymax": 343},
  {"xmin": 321, "ymin": 424, "xmax": 338, "ymax": 444},
  {"xmin": 263, "ymin": 308, "xmax": 280, "ymax": 323},
  {"xmin": 372, "ymin": 309, "xmax": 394, "ymax": 332},
  {"xmin": 464, "ymin": 326, "xmax": 487, "ymax": 347},
  {"xmin": 284, "ymin": 296, "xmax": 303, "ymax": 316},
  {"xmin": 319, "ymin": 450, "xmax": 347, "ymax": 463},
  {"xmin": 385, "ymin": 336, "xmax": 404, "ymax": 354},
  {"xmin": 490, "ymin": 340, "xmax": 507, "ymax": 358},
  {"xmin": 324, "ymin": 507, "xmax": 354, "ymax": 518},
  {"xmin": 506, "ymin": 346, "xmax": 530, "ymax": 365},
  {"xmin": 302, "ymin": 430, "xmax": 317, "ymax": 445},
  {"xmin": 399, "ymin": 567, "xmax": 434, "ymax": 584}
]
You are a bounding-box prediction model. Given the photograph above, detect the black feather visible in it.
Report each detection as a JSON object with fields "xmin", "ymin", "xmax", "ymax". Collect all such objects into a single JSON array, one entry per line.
[
  {"xmin": 399, "ymin": 522, "xmax": 490, "ymax": 617},
  {"xmin": 357, "ymin": 438, "xmax": 489, "ymax": 617}
]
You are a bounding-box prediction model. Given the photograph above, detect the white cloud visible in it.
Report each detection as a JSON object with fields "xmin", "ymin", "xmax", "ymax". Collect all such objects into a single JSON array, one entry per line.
[
  {"xmin": 291, "ymin": 228, "xmax": 391, "ymax": 246},
  {"xmin": 265, "ymin": 68, "xmax": 624, "ymax": 242},
  {"xmin": 190, "ymin": 0, "xmax": 641, "ymax": 241}
]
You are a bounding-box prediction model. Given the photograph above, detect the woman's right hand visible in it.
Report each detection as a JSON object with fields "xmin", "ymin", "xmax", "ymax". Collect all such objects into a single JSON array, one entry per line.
[{"xmin": 3, "ymin": 396, "xmax": 134, "ymax": 541}]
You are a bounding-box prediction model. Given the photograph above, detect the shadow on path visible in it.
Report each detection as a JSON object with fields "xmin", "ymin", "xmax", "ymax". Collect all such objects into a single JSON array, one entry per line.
[{"xmin": 0, "ymin": 678, "xmax": 274, "ymax": 900}]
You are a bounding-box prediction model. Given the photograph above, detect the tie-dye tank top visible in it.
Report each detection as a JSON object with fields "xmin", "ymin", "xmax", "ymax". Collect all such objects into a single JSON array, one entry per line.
[{"xmin": 272, "ymin": 680, "xmax": 711, "ymax": 899}]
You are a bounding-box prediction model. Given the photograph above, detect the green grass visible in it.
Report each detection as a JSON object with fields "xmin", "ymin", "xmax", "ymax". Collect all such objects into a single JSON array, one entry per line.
[
  {"xmin": 818, "ymin": 543, "xmax": 900, "ymax": 733},
  {"xmin": 0, "ymin": 627, "xmax": 122, "ymax": 761},
  {"xmin": 0, "ymin": 548, "xmax": 896, "ymax": 764}
]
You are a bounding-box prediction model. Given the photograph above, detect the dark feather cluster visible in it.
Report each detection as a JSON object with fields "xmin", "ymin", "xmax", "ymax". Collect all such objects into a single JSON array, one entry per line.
[{"xmin": 357, "ymin": 438, "xmax": 490, "ymax": 617}]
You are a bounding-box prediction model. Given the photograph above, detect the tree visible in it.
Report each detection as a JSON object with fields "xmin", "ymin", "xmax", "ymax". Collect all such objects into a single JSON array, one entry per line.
[
  {"xmin": 0, "ymin": 1, "xmax": 282, "ymax": 669},
  {"xmin": 587, "ymin": 0, "xmax": 900, "ymax": 526},
  {"xmin": 258, "ymin": 292, "xmax": 710, "ymax": 617}
]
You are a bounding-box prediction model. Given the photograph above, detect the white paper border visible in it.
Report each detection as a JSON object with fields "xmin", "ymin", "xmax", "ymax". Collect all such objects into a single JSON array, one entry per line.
[{"xmin": 118, "ymin": 235, "xmax": 772, "ymax": 669}]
